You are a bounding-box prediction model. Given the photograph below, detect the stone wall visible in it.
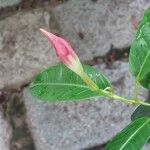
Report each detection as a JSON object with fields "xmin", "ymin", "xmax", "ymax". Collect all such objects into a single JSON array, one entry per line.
[{"xmin": 0, "ymin": 0, "xmax": 150, "ymax": 150}]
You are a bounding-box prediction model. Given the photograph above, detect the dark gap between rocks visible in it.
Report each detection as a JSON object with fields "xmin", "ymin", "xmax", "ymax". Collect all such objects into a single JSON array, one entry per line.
[
  {"xmin": 0, "ymin": 90, "xmax": 35, "ymax": 150},
  {"xmin": 82, "ymin": 142, "xmax": 108, "ymax": 150},
  {"xmin": 85, "ymin": 45, "xmax": 130, "ymax": 66}
]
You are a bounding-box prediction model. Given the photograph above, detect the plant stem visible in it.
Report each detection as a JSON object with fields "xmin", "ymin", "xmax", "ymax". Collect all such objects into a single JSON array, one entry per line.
[
  {"xmin": 99, "ymin": 90, "xmax": 150, "ymax": 107},
  {"xmin": 80, "ymin": 70, "xmax": 150, "ymax": 107},
  {"xmin": 133, "ymin": 80, "xmax": 139, "ymax": 100},
  {"xmin": 80, "ymin": 72, "xmax": 99, "ymax": 91}
]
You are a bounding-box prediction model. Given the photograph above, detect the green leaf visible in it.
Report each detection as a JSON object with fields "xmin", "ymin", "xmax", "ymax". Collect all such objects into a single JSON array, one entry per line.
[
  {"xmin": 105, "ymin": 117, "xmax": 150, "ymax": 150},
  {"xmin": 30, "ymin": 63, "xmax": 111, "ymax": 101},
  {"xmin": 131, "ymin": 92, "xmax": 150, "ymax": 121},
  {"xmin": 131, "ymin": 104, "xmax": 150, "ymax": 121},
  {"xmin": 129, "ymin": 7, "xmax": 150, "ymax": 89}
]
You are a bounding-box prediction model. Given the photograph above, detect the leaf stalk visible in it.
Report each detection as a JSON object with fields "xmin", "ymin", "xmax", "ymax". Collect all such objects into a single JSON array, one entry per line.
[
  {"xmin": 133, "ymin": 80, "xmax": 139, "ymax": 100},
  {"xmin": 99, "ymin": 90, "xmax": 150, "ymax": 107}
]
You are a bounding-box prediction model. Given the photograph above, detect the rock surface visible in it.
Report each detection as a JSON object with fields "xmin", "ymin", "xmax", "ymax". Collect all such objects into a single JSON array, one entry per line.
[
  {"xmin": 1, "ymin": 0, "xmax": 149, "ymax": 91},
  {"xmin": 53, "ymin": 0, "xmax": 149, "ymax": 59},
  {"xmin": 23, "ymin": 61, "xmax": 148, "ymax": 150},
  {"xmin": 144, "ymin": 143, "xmax": 150, "ymax": 150},
  {"xmin": 0, "ymin": 0, "xmax": 21, "ymax": 8},
  {"xmin": 0, "ymin": 8, "xmax": 59, "ymax": 90},
  {"xmin": 0, "ymin": 113, "xmax": 11, "ymax": 150}
]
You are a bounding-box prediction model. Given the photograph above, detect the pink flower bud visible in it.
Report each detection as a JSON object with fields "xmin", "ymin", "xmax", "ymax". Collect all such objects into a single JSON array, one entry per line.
[
  {"xmin": 40, "ymin": 29, "xmax": 100, "ymax": 91},
  {"xmin": 40, "ymin": 28, "xmax": 83, "ymax": 75}
]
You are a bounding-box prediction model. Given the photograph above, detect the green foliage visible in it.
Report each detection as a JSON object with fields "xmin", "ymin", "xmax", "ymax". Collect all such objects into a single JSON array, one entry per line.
[
  {"xmin": 105, "ymin": 117, "xmax": 150, "ymax": 150},
  {"xmin": 131, "ymin": 103, "xmax": 150, "ymax": 121},
  {"xmin": 131, "ymin": 93, "xmax": 150, "ymax": 121},
  {"xmin": 129, "ymin": 7, "xmax": 150, "ymax": 89},
  {"xmin": 30, "ymin": 63, "xmax": 111, "ymax": 101},
  {"xmin": 130, "ymin": 7, "xmax": 150, "ymax": 121}
]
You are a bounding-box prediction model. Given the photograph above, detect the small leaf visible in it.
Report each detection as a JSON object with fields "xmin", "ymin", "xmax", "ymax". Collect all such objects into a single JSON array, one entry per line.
[
  {"xmin": 131, "ymin": 104, "xmax": 150, "ymax": 121},
  {"xmin": 131, "ymin": 91, "xmax": 150, "ymax": 121},
  {"xmin": 30, "ymin": 63, "xmax": 111, "ymax": 101},
  {"xmin": 129, "ymin": 7, "xmax": 150, "ymax": 89},
  {"xmin": 105, "ymin": 117, "xmax": 150, "ymax": 150}
]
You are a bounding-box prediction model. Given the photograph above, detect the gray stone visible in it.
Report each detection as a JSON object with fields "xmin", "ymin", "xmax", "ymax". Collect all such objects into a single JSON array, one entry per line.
[
  {"xmin": 52, "ymin": 0, "xmax": 149, "ymax": 59},
  {"xmin": 1, "ymin": 0, "xmax": 149, "ymax": 90},
  {"xmin": 144, "ymin": 143, "xmax": 150, "ymax": 150},
  {"xmin": 0, "ymin": 8, "xmax": 59, "ymax": 90},
  {"xmin": 0, "ymin": 113, "xmax": 11, "ymax": 150},
  {"xmin": 23, "ymin": 61, "xmax": 148, "ymax": 150},
  {"xmin": 0, "ymin": 0, "xmax": 21, "ymax": 8}
]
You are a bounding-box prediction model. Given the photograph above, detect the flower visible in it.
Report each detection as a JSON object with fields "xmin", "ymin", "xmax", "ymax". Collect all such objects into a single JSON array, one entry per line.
[
  {"xmin": 40, "ymin": 28, "xmax": 99, "ymax": 91},
  {"xmin": 40, "ymin": 28, "xmax": 84, "ymax": 75}
]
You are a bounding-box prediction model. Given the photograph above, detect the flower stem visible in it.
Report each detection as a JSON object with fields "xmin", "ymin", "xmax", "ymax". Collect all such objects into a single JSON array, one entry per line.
[{"xmin": 80, "ymin": 72, "xmax": 99, "ymax": 91}]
